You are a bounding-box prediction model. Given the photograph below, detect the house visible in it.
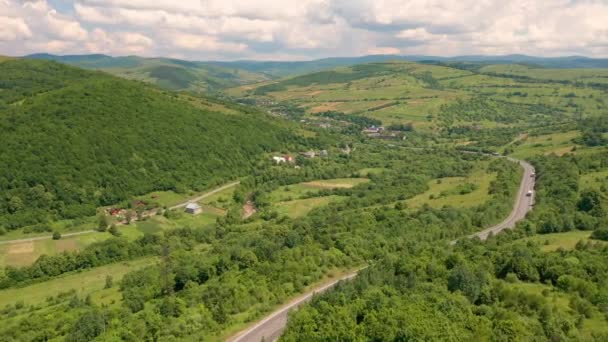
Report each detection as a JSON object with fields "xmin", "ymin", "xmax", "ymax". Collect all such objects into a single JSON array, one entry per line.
[
  {"xmin": 273, "ymin": 156, "xmax": 287, "ymax": 164},
  {"xmin": 185, "ymin": 203, "xmax": 202, "ymax": 215},
  {"xmin": 109, "ymin": 208, "xmax": 122, "ymax": 216},
  {"xmin": 363, "ymin": 125, "xmax": 384, "ymax": 134}
]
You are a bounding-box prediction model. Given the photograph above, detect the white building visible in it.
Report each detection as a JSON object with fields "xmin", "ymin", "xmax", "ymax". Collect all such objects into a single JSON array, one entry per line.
[
  {"xmin": 185, "ymin": 202, "xmax": 202, "ymax": 215},
  {"xmin": 273, "ymin": 156, "xmax": 287, "ymax": 164}
]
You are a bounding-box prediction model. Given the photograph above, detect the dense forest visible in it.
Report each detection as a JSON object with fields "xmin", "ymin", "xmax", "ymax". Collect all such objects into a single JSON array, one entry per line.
[{"xmin": 0, "ymin": 59, "xmax": 301, "ymax": 230}]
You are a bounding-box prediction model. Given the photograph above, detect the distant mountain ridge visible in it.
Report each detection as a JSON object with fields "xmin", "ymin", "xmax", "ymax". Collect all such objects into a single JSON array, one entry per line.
[
  {"xmin": 26, "ymin": 53, "xmax": 608, "ymax": 84},
  {"xmin": 211, "ymin": 54, "xmax": 608, "ymax": 76},
  {"xmin": 25, "ymin": 53, "xmax": 269, "ymax": 92}
]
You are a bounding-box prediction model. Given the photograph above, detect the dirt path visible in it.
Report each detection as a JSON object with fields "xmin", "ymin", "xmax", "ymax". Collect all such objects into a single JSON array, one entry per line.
[{"xmin": 0, "ymin": 181, "xmax": 240, "ymax": 245}]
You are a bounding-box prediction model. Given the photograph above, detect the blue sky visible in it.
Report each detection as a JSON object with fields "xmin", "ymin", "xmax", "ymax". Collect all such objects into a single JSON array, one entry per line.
[{"xmin": 1, "ymin": 0, "xmax": 607, "ymax": 61}]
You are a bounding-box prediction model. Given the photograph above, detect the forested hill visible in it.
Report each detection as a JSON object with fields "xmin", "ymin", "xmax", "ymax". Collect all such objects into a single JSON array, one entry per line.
[
  {"xmin": 26, "ymin": 54, "xmax": 269, "ymax": 92},
  {"xmin": 0, "ymin": 59, "xmax": 296, "ymax": 229}
]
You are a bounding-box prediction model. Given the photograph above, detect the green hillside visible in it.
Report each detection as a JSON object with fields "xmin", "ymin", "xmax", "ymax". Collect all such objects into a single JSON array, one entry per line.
[
  {"xmin": 229, "ymin": 61, "xmax": 607, "ymax": 138},
  {"xmin": 26, "ymin": 54, "xmax": 269, "ymax": 92},
  {"xmin": 0, "ymin": 59, "xmax": 296, "ymax": 229}
]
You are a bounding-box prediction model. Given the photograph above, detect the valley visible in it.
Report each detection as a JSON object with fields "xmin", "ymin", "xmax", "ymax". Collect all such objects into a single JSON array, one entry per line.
[{"xmin": 1, "ymin": 54, "xmax": 608, "ymax": 341}]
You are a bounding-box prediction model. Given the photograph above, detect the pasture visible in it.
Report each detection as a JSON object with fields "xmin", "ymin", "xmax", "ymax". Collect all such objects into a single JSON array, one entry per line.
[
  {"xmin": 406, "ymin": 168, "xmax": 496, "ymax": 209},
  {"xmin": 274, "ymin": 196, "xmax": 345, "ymax": 218},
  {"xmin": 0, "ymin": 257, "xmax": 156, "ymax": 308},
  {"xmin": 268, "ymin": 178, "xmax": 368, "ymax": 202},
  {"xmin": 509, "ymin": 131, "xmax": 579, "ymax": 159},
  {"xmin": 580, "ymin": 169, "xmax": 608, "ymax": 189},
  {"xmin": 0, "ymin": 226, "xmax": 144, "ymax": 267},
  {"xmin": 520, "ymin": 230, "xmax": 601, "ymax": 252}
]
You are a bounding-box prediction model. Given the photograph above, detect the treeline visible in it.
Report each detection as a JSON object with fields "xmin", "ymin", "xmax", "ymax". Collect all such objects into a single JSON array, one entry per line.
[
  {"xmin": 0, "ymin": 227, "xmax": 215, "ymax": 289},
  {"xmin": 528, "ymin": 152, "xmax": 608, "ymax": 234},
  {"xmin": 314, "ymin": 111, "xmax": 381, "ymax": 128},
  {"xmin": 575, "ymin": 116, "xmax": 608, "ymax": 147}
]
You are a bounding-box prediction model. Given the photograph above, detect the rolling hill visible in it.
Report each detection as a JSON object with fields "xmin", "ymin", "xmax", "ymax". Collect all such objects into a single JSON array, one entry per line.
[
  {"xmin": 0, "ymin": 58, "xmax": 297, "ymax": 229},
  {"xmin": 227, "ymin": 60, "xmax": 608, "ymax": 134},
  {"xmin": 26, "ymin": 54, "xmax": 608, "ymax": 90},
  {"xmin": 26, "ymin": 54, "xmax": 269, "ymax": 92},
  {"xmin": 211, "ymin": 54, "xmax": 608, "ymax": 77}
]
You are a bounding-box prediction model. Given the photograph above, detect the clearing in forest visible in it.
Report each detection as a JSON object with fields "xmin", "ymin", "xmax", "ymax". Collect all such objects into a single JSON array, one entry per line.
[{"xmin": 406, "ymin": 168, "xmax": 495, "ymax": 209}]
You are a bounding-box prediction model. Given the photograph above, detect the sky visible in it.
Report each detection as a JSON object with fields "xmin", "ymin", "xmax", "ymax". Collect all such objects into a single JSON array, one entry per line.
[{"xmin": 1, "ymin": 0, "xmax": 608, "ymax": 61}]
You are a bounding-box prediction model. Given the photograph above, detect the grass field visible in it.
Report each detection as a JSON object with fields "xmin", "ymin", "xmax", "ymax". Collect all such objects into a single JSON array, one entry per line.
[
  {"xmin": 274, "ymin": 196, "xmax": 345, "ymax": 218},
  {"xmin": 0, "ymin": 226, "xmax": 144, "ymax": 267},
  {"xmin": 0, "ymin": 207, "xmax": 224, "ymax": 268},
  {"xmin": 521, "ymin": 230, "xmax": 602, "ymax": 252},
  {"xmin": 580, "ymin": 169, "xmax": 608, "ymax": 189},
  {"xmin": 135, "ymin": 190, "xmax": 192, "ymax": 208},
  {"xmin": 497, "ymin": 278, "xmax": 608, "ymax": 338},
  {"xmin": 509, "ymin": 131, "xmax": 580, "ymax": 159},
  {"xmin": 268, "ymin": 178, "xmax": 368, "ymax": 202},
  {"xmin": 0, "ymin": 257, "xmax": 156, "ymax": 308},
  {"xmin": 0, "ymin": 216, "xmax": 97, "ymax": 242},
  {"xmin": 357, "ymin": 168, "xmax": 386, "ymax": 176},
  {"xmin": 199, "ymin": 186, "xmax": 237, "ymax": 209},
  {"xmin": 406, "ymin": 168, "xmax": 496, "ymax": 209},
  {"xmin": 0, "ymin": 181, "xmax": 236, "ymax": 266}
]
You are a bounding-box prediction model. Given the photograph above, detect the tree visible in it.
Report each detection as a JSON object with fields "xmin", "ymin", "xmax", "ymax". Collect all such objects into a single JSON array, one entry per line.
[
  {"xmin": 591, "ymin": 228, "xmax": 608, "ymax": 241},
  {"xmin": 447, "ymin": 264, "xmax": 487, "ymax": 303},
  {"xmin": 52, "ymin": 231, "xmax": 61, "ymax": 240},
  {"xmin": 125, "ymin": 211, "xmax": 134, "ymax": 225},
  {"xmin": 66, "ymin": 309, "xmax": 106, "ymax": 342},
  {"xmin": 109, "ymin": 224, "xmax": 121, "ymax": 237},
  {"xmin": 97, "ymin": 214, "xmax": 109, "ymax": 232},
  {"xmin": 578, "ymin": 189, "xmax": 604, "ymax": 216}
]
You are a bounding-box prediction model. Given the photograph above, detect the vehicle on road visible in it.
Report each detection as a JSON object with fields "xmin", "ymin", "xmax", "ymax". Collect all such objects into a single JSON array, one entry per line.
[{"xmin": 526, "ymin": 190, "xmax": 533, "ymax": 197}]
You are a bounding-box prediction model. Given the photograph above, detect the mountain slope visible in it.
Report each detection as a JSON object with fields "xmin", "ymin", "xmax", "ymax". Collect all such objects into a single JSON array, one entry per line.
[
  {"xmin": 212, "ymin": 54, "xmax": 608, "ymax": 77},
  {"xmin": 0, "ymin": 59, "xmax": 295, "ymax": 229},
  {"xmin": 26, "ymin": 54, "xmax": 269, "ymax": 92}
]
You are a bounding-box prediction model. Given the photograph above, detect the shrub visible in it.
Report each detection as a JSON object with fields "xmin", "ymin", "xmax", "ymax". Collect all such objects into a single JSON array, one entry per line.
[
  {"xmin": 591, "ymin": 228, "xmax": 608, "ymax": 241},
  {"xmin": 52, "ymin": 231, "xmax": 62, "ymax": 240}
]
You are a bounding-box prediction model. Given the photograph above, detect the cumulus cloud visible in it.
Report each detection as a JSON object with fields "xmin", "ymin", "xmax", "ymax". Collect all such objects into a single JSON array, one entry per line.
[{"xmin": 0, "ymin": 0, "xmax": 607, "ymax": 59}]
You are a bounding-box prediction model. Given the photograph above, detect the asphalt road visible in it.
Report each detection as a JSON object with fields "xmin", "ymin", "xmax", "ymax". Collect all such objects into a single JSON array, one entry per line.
[
  {"xmin": 464, "ymin": 158, "xmax": 535, "ymax": 241},
  {"xmin": 230, "ymin": 157, "xmax": 536, "ymax": 342},
  {"xmin": 228, "ymin": 271, "xmax": 361, "ymax": 342},
  {"xmin": 0, "ymin": 181, "xmax": 240, "ymax": 245}
]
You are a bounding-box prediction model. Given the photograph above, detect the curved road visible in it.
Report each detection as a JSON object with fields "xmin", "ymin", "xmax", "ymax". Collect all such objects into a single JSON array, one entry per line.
[
  {"xmin": 229, "ymin": 157, "xmax": 535, "ymax": 342},
  {"xmin": 463, "ymin": 157, "xmax": 535, "ymax": 241}
]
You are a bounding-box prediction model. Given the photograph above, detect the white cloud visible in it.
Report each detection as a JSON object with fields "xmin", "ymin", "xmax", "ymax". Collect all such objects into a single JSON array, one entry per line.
[
  {"xmin": 170, "ymin": 33, "xmax": 247, "ymax": 53},
  {"xmin": 0, "ymin": 0, "xmax": 607, "ymax": 59},
  {"xmin": 0, "ymin": 16, "xmax": 32, "ymax": 41}
]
